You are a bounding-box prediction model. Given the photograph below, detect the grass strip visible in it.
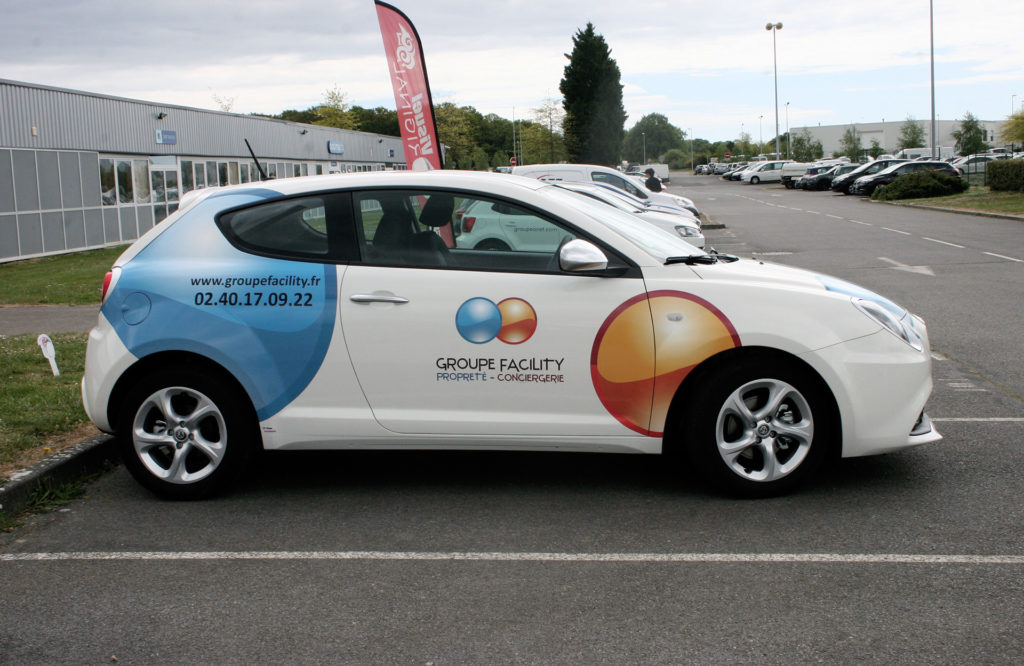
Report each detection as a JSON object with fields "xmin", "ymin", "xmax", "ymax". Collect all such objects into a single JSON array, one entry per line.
[
  {"xmin": 906, "ymin": 186, "xmax": 1024, "ymax": 216},
  {"xmin": 0, "ymin": 245, "xmax": 127, "ymax": 305},
  {"xmin": 0, "ymin": 333, "xmax": 92, "ymax": 478}
]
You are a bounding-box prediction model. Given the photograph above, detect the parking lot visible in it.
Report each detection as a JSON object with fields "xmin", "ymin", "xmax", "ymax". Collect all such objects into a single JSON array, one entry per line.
[{"xmin": 2, "ymin": 174, "xmax": 1022, "ymax": 663}]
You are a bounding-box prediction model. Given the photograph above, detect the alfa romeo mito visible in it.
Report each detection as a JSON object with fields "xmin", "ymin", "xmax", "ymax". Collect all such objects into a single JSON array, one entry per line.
[{"xmin": 82, "ymin": 171, "xmax": 940, "ymax": 499}]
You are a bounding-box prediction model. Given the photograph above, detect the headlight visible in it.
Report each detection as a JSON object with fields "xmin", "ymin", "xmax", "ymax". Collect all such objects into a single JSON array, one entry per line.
[
  {"xmin": 675, "ymin": 225, "xmax": 699, "ymax": 237},
  {"xmin": 852, "ymin": 298, "xmax": 923, "ymax": 351}
]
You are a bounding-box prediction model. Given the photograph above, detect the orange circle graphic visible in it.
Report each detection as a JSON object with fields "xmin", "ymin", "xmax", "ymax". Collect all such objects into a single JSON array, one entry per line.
[
  {"xmin": 496, "ymin": 298, "xmax": 538, "ymax": 344},
  {"xmin": 591, "ymin": 291, "xmax": 740, "ymax": 436}
]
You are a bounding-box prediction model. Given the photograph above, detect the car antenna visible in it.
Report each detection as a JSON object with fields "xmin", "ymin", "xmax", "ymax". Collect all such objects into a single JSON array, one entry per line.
[{"xmin": 244, "ymin": 138, "xmax": 269, "ymax": 180}]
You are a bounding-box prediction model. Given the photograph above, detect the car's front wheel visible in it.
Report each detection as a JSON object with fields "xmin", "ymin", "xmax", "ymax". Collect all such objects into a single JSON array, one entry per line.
[
  {"xmin": 680, "ymin": 357, "xmax": 833, "ymax": 497},
  {"xmin": 118, "ymin": 367, "xmax": 256, "ymax": 500},
  {"xmin": 749, "ymin": 176, "xmax": 760, "ymax": 184}
]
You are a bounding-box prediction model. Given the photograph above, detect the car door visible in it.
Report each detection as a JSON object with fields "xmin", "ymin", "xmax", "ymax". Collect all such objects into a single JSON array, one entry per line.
[{"xmin": 339, "ymin": 187, "xmax": 653, "ymax": 438}]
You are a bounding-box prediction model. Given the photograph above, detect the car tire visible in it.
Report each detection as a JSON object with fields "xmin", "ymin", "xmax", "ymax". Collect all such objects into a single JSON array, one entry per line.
[
  {"xmin": 750, "ymin": 176, "xmax": 760, "ymax": 184},
  {"xmin": 680, "ymin": 356, "xmax": 834, "ymax": 497},
  {"xmin": 475, "ymin": 239, "xmax": 510, "ymax": 251},
  {"xmin": 118, "ymin": 367, "xmax": 257, "ymax": 500}
]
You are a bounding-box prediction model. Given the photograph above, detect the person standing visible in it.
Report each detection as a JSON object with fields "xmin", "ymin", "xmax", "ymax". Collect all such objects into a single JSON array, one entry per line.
[{"xmin": 644, "ymin": 168, "xmax": 663, "ymax": 192}]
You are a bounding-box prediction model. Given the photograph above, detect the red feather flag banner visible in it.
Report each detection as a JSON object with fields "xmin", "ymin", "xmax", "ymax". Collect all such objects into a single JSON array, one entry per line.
[{"xmin": 374, "ymin": 1, "xmax": 444, "ymax": 172}]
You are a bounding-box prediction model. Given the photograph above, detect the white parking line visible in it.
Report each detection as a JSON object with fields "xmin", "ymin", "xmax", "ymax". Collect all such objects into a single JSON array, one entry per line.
[
  {"xmin": 931, "ymin": 417, "xmax": 1024, "ymax": 423},
  {"xmin": 826, "ymin": 214, "xmax": 843, "ymax": 219},
  {"xmin": 1, "ymin": 551, "xmax": 1023, "ymax": 564},
  {"xmin": 881, "ymin": 227, "xmax": 912, "ymax": 235},
  {"xmin": 984, "ymin": 251, "xmax": 1023, "ymax": 262},
  {"xmin": 923, "ymin": 237, "xmax": 965, "ymax": 248},
  {"xmin": 849, "ymin": 220, "xmax": 873, "ymax": 226}
]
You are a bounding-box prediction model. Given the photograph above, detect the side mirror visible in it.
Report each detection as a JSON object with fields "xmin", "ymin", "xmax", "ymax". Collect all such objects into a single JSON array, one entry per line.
[{"xmin": 560, "ymin": 239, "xmax": 608, "ymax": 272}]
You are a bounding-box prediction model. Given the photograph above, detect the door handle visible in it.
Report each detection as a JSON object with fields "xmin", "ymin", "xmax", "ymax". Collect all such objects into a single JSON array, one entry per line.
[{"xmin": 350, "ymin": 294, "xmax": 409, "ymax": 304}]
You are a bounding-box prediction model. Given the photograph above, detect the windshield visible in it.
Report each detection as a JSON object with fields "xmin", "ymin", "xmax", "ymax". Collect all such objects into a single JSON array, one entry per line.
[{"xmin": 538, "ymin": 185, "xmax": 701, "ymax": 260}]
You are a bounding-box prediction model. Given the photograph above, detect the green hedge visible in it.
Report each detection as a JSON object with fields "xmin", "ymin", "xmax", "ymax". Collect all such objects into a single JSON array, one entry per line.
[
  {"xmin": 872, "ymin": 170, "xmax": 969, "ymax": 201},
  {"xmin": 987, "ymin": 159, "xmax": 1024, "ymax": 191}
]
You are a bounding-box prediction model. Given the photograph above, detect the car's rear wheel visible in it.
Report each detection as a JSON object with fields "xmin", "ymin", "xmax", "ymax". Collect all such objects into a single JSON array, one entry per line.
[
  {"xmin": 681, "ymin": 357, "xmax": 833, "ymax": 497},
  {"xmin": 118, "ymin": 368, "xmax": 256, "ymax": 500},
  {"xmin": 475, "ymin": 239, "xmax": 510, "ymax": 251}
]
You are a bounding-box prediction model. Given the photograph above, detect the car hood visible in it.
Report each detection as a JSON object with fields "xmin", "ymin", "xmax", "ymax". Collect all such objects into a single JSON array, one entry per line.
[{"xmin": 687, "ymin": 257, "xmax": 907, "ymax": 316}]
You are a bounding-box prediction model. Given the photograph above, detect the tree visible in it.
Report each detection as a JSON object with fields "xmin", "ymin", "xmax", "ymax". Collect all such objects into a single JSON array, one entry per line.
[
  {"xmin": 1001, "ymin": 110, "xmax": 1024, "ymax": 148},
  {"xmin": 790, "ymin": 129, "xmax": 824, "ymax": 162},
  {"xmin": 839, "ymin": 126, "xmax": 863, "ymax": 161},
  {"xmin": 623, "ymin": 114, "xmax": 685, "ymax": 163},
  {"xmin": 313, "ymin": 87, "xmax": 358, "ymax": 130},
  {"xmin": 897, "ymin": 116, "xmax": 926, "ymax": 150},
  {"xmin": 868, "ymin": 138, "xmax": 885, "ymax": 159},
  {"xmin": 559, "ymin": 23, "xmax": 627, "ymax": 165},
  {"xmin": 349, "ymin": 106, "xmax": 400, "ymax": 136},
  {"xmin": 531, "ymin": 99, "xmax": 567, "ymax": 163},
  {"xmin": 433, "ymin": 103, "xmax": 478, "ymax": 169},
  {"xmin": 952, "ymin": 112, "xmax": 989, "ymax": 156}
]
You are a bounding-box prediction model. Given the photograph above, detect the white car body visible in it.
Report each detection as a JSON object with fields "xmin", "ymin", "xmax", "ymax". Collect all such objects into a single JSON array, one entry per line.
[
  {"xmin": 510, "ymin": 163, "xmax": 699, "ymax": 215},
  {"xmin": 82, "ymin": 170, "xmax": 939, "ymax": 498},
  {"xmin": 741, "ymin": 160, "xmax": 791, "ymax": 184}
]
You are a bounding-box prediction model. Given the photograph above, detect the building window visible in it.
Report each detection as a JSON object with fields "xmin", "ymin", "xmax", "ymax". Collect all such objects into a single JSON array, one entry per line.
[
  {"xmin": 194, "ymin": 162, "xmax": 206, "ymax": 189},
  {"xmin": 117, "ymin": 161, "xmax": 133, "ymax": 204},
  {"xmin": 100, "ymin": 158, "xmax": 116, "ymax": 205},
  {"xmin": 181, "ymin": 160, "xmax": 194, "ymax": 193},
  {"xmin": 133, "ymin": 160, "xmax": 150, "ymax": 203},
  {"xmin": 206, "ymin": 161, "xmax": 217, "ymax": 187}
]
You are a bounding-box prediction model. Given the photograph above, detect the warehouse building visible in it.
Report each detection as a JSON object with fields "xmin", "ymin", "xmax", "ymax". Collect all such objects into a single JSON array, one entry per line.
[
  {"xmin": 790, "ymin": 119, "xmax": 1006, "ymax": 158},
  {"xmin": 0, "ymin": 79, "xmax": 407, "ymax": 262}
]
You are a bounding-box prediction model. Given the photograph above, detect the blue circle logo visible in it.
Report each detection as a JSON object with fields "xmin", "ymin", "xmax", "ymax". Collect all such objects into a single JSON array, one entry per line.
[{"xmin": 456, "ymin": 297, "xmax": 503, "ymax": 344}]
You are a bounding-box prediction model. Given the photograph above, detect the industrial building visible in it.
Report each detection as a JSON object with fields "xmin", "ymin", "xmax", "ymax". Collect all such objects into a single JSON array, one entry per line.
[
  {"xmin": 790, "ymin": 119, "xmax": 1006, "ymax": 158},
  {"xmin": 0, "ymin": 79, "xmax": 407, "ymax": 263}
]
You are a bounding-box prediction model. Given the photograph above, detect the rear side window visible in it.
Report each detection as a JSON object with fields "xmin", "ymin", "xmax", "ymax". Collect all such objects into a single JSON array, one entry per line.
[{"xmin": 217, "ymin": 192, "xmax": 357, "ymax": 262}]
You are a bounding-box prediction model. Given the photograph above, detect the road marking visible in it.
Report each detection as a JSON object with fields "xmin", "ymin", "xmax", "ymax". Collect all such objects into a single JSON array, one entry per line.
[
  {"xmin": 2, "ymin": 551, "xmax": 1023, "ymax": 564},
  {"xmin": 878, "ymin": 257, "xmax": 935, "ymax": 275},
  {"xmin": 849, "ymin": 219, "xmax": 873, "ymax": 226},
  {"xmin": 931, "ymin": 417, "xmax": 1024, "ymax": 423},
  {"xmin": 806, "ymin": 210, "xmax": 821, "ymax": 215},
  {"xmin": 826, "ymin": 214, "xmax": 843, "ymax": 219},
  {"xmin": 881, "ymin": 227, "xmax": 912, "ymax": 235},
  {"xmin": 923, "ymin": 237, "xmax": 965, "ymax": 248},
  {"xmin": 984, "ymin": 251, "xmax": 1023, "ymax": 262}
]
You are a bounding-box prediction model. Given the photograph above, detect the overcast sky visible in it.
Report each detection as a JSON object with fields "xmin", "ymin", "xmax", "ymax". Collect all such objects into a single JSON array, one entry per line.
[{"xmin": 2, "ymin": 0, "xmax": 1022, "ymax": 143}]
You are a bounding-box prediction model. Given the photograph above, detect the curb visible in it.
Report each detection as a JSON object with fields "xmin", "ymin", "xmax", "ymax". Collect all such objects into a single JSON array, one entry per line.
[{"xmin": 0, "ymin": 433, "xmax": 118, "ymax": 519}]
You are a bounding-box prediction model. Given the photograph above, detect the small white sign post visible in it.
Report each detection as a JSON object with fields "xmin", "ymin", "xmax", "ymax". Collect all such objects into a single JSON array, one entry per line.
[{"xmin": 37, "ymin": 334, "xmax": 60, "ymax": 376}]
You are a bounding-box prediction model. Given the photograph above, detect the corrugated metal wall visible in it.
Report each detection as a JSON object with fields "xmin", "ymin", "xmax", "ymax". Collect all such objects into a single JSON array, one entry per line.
[{"xmin": 0, "ymin": 79, "xmax": 404, "ymax": 163}]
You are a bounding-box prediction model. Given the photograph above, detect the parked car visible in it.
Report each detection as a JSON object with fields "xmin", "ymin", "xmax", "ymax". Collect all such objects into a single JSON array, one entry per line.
[
  {"xmin": 950, "ymin": 154, "xmax": 998, "ymax": 173},
  {"xmin": 849, "ymin": 161, "xmax": 960, "ymax": 196},
  {"xmin": 831, "ymin": 159, "xmax": 908, "ymax": 194},
  {"xmin": 741, "ymin": 160, "xmax": 791, "ymax": 184},
  {"xmin": 551, "ymin": 181, "xmax": 705, "ymax": 248},
  {"xmin": 798, "ymin": 164, "xmax": 858, "ymax": 191},
  {"xmin": 726, "ymin": 163, "xmax": 757, "ymax": 181},
  {"xmin": 781, "ymin": 162, "xmax": 815, "ymax": 189},
  {"xmin": 511, "ymin": 163, "xmax": 700, "ymax": 217},
  {"xmin": 83, "ymin": 170, "xmax": 940, "ymax": 499}
]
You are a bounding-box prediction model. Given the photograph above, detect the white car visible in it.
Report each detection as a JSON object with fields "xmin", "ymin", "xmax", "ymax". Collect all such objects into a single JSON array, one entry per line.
[
  {"xmin": 741, "ymin": 160, "xmax": 791, "ymax": 184},
  {"xmin": 510, "ymin": 163, "xmax": 701, "ymax": 217},
  {"xmin": 83, "ymin": 170, "xmax": 940, "ymax": 500},
  {"xmin": 551, "ymin": 181, "xmax": 705, "ymax": 249}
]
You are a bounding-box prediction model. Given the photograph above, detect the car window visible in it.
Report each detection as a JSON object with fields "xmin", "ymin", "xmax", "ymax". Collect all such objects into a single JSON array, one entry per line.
[
  {"xmin": 353, "ymin": 189, "xmax": 579, "ymax": 273},
  {"xmin": 217, "ymin": 194, "xmax": 353, "ymax": 262}
]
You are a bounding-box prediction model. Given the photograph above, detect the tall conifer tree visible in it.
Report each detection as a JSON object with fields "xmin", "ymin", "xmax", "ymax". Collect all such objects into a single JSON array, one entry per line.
[{"xmin": 559, "ymin": 23, "xmax": 627, "ymax": 164}]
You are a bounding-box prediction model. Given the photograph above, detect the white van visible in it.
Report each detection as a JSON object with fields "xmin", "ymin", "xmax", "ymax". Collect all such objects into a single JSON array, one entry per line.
[
  {"xmin": 511, "ymin": 163, "xmax": 698, "ymax": 216},
  {"xmin": 740, "ymin": 160, "xmax": 790, "ymax": 184}
]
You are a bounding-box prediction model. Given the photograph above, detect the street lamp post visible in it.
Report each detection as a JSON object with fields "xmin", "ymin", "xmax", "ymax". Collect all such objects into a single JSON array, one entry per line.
[
  {"xmin": 766, "ymin": 22, "xmax": 783, "ymax": 160},
  {"xmin": 785, "ymin": 102, "xmax": 790, "ymax": 158},
  {"xmin": 642, "ymin": 132, "xmax": 646, "ymax": 164},
  {"xmin": 759, "ymin": 114, "xmax": 763, "ymax": 152}
]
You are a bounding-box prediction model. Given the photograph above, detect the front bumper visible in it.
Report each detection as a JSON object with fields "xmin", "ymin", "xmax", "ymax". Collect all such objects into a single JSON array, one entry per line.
[{"xmin": 800, "ymin": 327, "xmax": 941, "ymax": 458}]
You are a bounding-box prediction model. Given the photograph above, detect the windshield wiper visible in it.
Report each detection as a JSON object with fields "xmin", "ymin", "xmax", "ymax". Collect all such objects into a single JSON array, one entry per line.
[{"xmin": 665, "ymin": 254, "xmax": 718, "ymax": 265}]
